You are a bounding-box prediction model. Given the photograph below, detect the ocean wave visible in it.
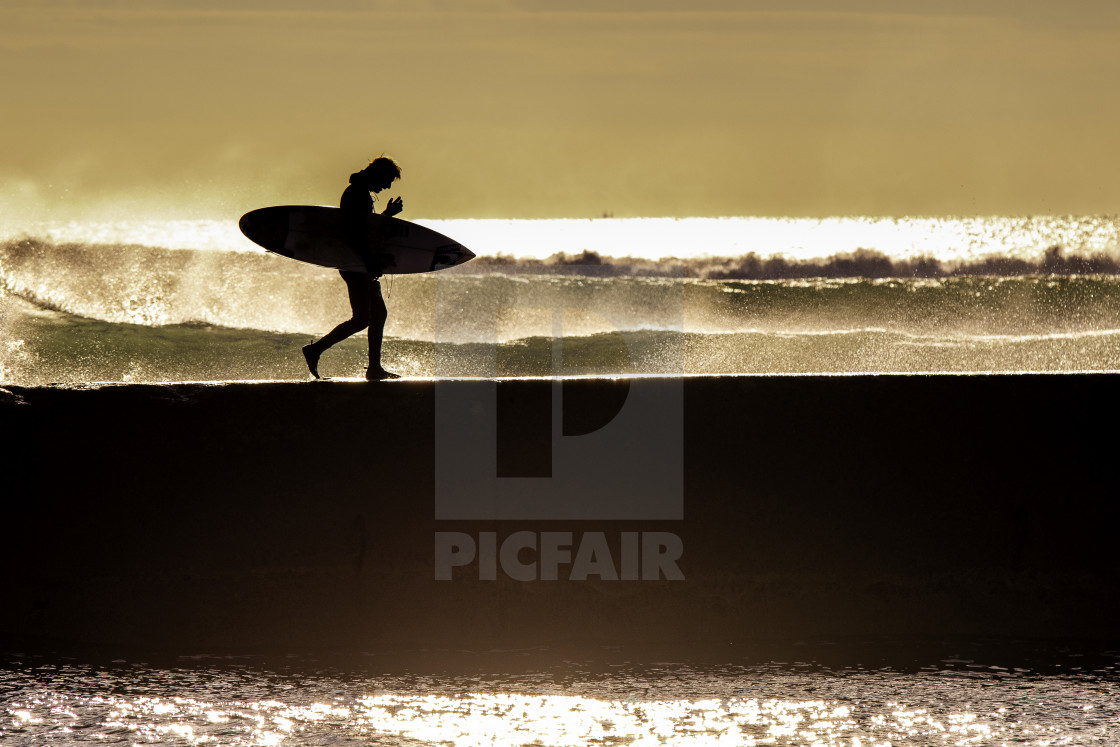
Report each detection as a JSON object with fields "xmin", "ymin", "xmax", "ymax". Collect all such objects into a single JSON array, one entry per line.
[
  {"xmin": 5, "ymin": 236, "xmax": 1120, "ymax": 383},
  {"xmin": 475, "ymin": 245, "xmax": 1120, "ymax": 279},
  {"xmin": 1, "ymin": 237, "xmax": 346, "ymax": 331},
  {"xmin": 4, "ymin": 239, "xmax": 1120, "ymax": 336},
  {"xmin": 4, "ymin": 320, "xmax": 1120, "ymax": 387}
]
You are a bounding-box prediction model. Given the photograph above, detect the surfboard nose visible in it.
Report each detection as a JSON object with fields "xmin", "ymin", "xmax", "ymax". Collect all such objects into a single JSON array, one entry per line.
[
  {"xmin": 238, "ymin": 212, "xmax": 255, "ymax": 239},
  {"xmin": 239, "ymin": 208, "xmax": 290, "ymax": 250}
]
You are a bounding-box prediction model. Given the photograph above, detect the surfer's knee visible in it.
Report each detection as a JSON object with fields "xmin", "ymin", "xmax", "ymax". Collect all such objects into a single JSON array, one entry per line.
[
  {"xmin": 370, "ymin": 302, "xmax": 387, "ymax": 325},
  {"xmin": 338, "ymin": 313, "xmax": 368, "ymax": 332}
]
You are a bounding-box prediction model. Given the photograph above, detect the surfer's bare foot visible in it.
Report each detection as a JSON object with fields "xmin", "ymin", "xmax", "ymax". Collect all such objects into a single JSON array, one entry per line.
[
  {"xmin": 365, "ymin": 367, "xmax": 400, "ymax": 381},
  {"xmin": 302, "ymin": 344, "xmax": 321, "ymax": 379}
]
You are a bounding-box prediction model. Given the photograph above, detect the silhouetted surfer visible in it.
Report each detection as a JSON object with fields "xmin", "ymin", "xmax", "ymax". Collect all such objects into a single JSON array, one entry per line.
[{"xmin": 302, "ymin": 157, "xmax": 403, "ymax": 380}]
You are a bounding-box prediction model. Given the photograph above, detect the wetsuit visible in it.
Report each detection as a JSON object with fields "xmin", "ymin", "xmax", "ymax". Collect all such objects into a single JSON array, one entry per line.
[{"xmin": 310, "ymin": 174, "xmax": 388, "ymax": 361}]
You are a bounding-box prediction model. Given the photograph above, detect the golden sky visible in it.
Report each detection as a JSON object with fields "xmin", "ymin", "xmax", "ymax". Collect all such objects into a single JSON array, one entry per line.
[{"xmin": 3, "ymin": 0, "xmax": 1118, "ymax": 220}]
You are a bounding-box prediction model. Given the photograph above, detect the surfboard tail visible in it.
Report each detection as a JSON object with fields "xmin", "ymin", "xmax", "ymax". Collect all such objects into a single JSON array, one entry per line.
[{"xmin": 431, "ymin": 245, "xmax": 476, "ymax": 272}]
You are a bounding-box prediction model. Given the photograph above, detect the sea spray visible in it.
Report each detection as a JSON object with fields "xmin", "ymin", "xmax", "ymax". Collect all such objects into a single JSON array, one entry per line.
[{"xmin": 3, "ymin": 227, "xmax": 1120, "ymax": 385}]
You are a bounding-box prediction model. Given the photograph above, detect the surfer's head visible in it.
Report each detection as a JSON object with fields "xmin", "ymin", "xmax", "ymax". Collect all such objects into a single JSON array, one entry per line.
[{"xmin": 354, "ymin": 156, "xmax": 402, "ymax": 193}]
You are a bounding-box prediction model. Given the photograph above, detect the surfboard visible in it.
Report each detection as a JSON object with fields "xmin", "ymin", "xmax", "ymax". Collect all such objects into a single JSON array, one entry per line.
[{"xmin": 238, "ymin": 205, "xmax": 475, "ymax": 274}]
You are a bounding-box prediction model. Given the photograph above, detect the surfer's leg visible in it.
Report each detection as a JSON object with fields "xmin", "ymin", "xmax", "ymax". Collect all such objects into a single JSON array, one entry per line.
[
  {"xmin": 301, "ymin": 344, "xmax": 321, "ymax": 379},
  {"xmin": 365, "ymin": 279, "xmax": 397, "ymax": 379},
  {"xmin": 367, "ymin": 278, "xmax": 387, "ymax": 364},
  {"xmin": 303, "ymin": 271, "xmax": 371, "ymax": 375}
]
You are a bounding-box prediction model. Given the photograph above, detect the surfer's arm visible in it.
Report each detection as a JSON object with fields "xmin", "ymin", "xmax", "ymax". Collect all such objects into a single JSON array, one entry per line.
[
  {"xmin": 360, "ymin": 246, "xmax": 383, "ymax": 278},
  {"xmin": 366, "ymin": 198, "xmax": 402, "ymax": 275},
  {"xmin": 363, "ymin": 215, "xmax": 398, "ymax": 278},
  {"xmin": 340, "ymin": 211, "xmax": 380, "ymax": 277}
]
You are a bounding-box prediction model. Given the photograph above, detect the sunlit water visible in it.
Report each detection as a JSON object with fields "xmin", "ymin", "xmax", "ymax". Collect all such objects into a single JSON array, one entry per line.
[
  {"xmin": 4, "ymin": 654, "xmax": 1119, "ymax": 746},
  {"xmin": 3, "ymin": 215, "xmax": 1119, "ymax": 262}
]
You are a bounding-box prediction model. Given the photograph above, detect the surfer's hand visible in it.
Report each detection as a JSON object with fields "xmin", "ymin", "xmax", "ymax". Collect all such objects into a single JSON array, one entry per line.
[{"xmin": 383, "ymin": 197, "xmax": 403, "ymax": 217}]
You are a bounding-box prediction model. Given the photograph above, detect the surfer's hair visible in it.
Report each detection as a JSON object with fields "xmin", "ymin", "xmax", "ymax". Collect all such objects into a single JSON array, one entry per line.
[{"xmin": 367, "ymin": 156, "xmax": 402, "ymax": 181}]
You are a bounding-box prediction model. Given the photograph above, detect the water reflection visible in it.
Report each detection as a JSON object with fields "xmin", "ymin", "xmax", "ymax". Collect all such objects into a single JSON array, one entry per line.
[{"xmin": 3, "ymin": 654, "xmax": 1118, "ymax": 746}]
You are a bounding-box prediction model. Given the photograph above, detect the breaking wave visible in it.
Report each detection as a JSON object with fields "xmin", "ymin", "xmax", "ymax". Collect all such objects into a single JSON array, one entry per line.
[
  {"xmin": 3, "ymin": 235, "xmax": 1120, "ymax": 385},
  {"xmin": 474, "ymin": 244, "xmax": 1120, "ymax": 278}
]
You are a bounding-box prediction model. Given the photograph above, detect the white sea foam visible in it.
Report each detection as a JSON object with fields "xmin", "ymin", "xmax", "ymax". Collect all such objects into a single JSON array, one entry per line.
[{"xmin": 3, "ymin": 215, "xmax": 1118, "ymax": 262}]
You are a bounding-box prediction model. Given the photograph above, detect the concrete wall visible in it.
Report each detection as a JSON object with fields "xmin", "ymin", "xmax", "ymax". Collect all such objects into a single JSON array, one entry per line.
[{"xmin": 2, "ymin": 375, "xmax": 1117, "ymax": 655}]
